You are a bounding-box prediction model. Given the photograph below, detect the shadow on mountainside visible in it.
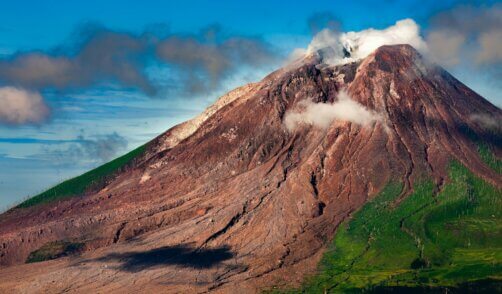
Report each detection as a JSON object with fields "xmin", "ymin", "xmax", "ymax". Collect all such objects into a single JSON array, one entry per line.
[
  {"xmin": 96, "ymin": 244, "xmax": 235, "ymax": 272},
  {"xmin": 367, "ymin": 279, "xmax": 502, "ymax": 293}
]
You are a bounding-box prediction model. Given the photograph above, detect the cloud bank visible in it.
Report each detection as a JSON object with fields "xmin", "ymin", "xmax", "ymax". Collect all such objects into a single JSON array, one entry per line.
[
  {"xmin": 0, "ymin": 87, "xmax": 49, "ymax": 124},
  {"xmin": 0, "ymin": 24, "xmax": 278, "ymax": 125},
  {"xmin": 0, "ymin": 28, "xmax": 154, "ymax": 95},
  {"xmin": 284, "ymin": 91, "xmax": 381, "ymax": 131},
  {"xmin": 305, "ymin": 19, "xmax": 427, "ymax": 66}
]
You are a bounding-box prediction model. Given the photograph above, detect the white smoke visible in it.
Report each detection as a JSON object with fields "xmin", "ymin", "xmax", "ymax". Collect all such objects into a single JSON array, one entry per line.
[
  {"xmin": 0, "ymin": 87, "xmax": 49, "ymax": 124},
  {"xmin": 284, "ymin": 90, "xmax": 382, "ymax": 131},
  {"xmin": 305, "ymin": 19, "xmax": 427, "ymax": 66}
]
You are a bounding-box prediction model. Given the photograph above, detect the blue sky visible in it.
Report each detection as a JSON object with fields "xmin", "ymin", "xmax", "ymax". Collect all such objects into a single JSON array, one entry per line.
[{"xmin": 0, "ymin": 0, "xmax": 500, "ymax": 210}]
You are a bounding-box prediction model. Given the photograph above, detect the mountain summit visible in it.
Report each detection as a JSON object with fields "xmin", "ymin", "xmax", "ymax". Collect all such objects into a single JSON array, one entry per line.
[{"xmin": 0, "ymin": 45, "xmax": 500, "ymax": 292}]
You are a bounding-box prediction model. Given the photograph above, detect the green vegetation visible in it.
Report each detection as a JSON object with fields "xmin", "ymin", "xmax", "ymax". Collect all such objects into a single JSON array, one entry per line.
[
  {"xmin": 26, "ymin": 241, "xmax": 84, "ymax": 263},
  {"xmin": 17, "ymin": 144, "xmax": 146, "ymax": 209},
  {"xmin": 478, "ymin": 143, "xmax": 502, "ymax": 174},
  {"xmin": 281, "ymin": 158, "xmax": 501, "ymax": 292}
]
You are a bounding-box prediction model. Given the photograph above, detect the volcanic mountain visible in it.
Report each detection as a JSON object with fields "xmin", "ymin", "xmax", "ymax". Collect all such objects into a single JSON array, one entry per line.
[{"xmin": 0, "ymin": 44, "xmax": 500, "ymax": 293}]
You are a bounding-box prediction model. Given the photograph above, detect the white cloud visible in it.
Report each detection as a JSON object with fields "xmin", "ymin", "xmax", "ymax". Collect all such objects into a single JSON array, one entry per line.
[
  {"xmin": 0, "ymin": 87, "xmax": 49, "ymax": 124},
  {"xmin": 284, "ymin": 90, "xmax": 382, "ymax": 131},
  {"xmin": 305, "ymin": 19, "xmax": 427, "ymax": 66},
  {"xmin": 470, "ymin": 113, "xmax": 502, "ymax": 132}
]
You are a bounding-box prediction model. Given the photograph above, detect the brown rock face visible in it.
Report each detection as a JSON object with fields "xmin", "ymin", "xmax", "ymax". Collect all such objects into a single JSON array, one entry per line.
[{"xmin": 0, "ymin": 45, "xmax": 500, "ymax": 293}]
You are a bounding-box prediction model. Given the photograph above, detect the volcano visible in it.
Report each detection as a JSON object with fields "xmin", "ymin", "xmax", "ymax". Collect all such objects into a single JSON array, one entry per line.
[{"xmin": 0, "ymin": 44, "xmax": 500, "ymax": 293}]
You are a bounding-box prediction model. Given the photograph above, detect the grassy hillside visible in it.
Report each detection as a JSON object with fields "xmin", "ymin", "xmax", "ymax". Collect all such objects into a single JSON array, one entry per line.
[
  {"xmin": 26, "ymin": 241, "xmax": 84, "ymax": 263},
  {"xmin": 16, "ymin": 144, "xmax": 146, "ymax": 209},
  {"xmin": 478, "ymin": 143, "xmax": 502, "ymax": 174},
  {"xmin": 281, "ymin": 157, "xmax": 501, "ymax": 292}
]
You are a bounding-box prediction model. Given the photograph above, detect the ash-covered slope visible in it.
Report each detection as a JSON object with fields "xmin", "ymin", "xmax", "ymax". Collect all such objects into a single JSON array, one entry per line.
[{"xmin": 0, "ymin": 45, "xmax": 500, "ymax": 293}]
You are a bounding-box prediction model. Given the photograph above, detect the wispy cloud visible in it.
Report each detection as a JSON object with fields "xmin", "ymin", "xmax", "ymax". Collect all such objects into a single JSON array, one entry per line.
[{"xmin": 41, "ymin": 132, "xmax": 128, "ymax": 165}]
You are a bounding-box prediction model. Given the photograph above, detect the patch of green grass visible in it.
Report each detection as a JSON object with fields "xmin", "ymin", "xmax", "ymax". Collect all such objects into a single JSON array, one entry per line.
[
  {"xmin": 26, "ymin": 240, "xmax": 84, "ymax": 263},
  {"xmin": 16, "ymin": 144, "xmax": 146, "ymax": 209},
  {"xmin": 284, "ymin": 159, "xmax": 501, "ymax": 293},
  {"xmin": 477, "ymin": 143, "xmax": 502, "ymax": 174}
]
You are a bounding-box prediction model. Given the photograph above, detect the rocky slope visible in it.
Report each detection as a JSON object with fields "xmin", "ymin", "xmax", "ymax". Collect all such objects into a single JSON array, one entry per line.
[{"xmin": 0, "ymin": 44, "xmax": 500, "ymax": 293}]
